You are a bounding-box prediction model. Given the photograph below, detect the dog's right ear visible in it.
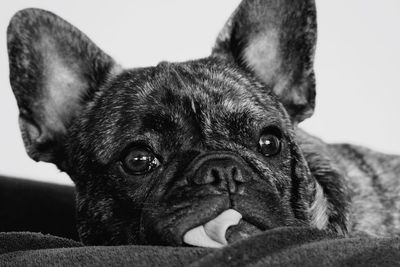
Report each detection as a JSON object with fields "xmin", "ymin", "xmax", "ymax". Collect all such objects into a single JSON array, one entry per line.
[{"xmin": 7, "ymin": 8, "xmax": 121, "ymax": 168}]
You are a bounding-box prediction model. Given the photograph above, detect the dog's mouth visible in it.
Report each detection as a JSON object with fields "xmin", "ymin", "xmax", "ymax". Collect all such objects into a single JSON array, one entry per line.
[
  {"xmin": 140, "ymin": 189, "xmax": 292, "ymax": 247},
  {"xmin": 182, "ymin": 209, "xmax": 262, "ymax": 248}
]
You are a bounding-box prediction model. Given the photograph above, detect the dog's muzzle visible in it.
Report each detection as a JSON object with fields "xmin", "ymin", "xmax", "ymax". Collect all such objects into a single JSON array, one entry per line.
[{"xmin": 182, "ymin": 153, "xmax": 255, "ymax": 247}]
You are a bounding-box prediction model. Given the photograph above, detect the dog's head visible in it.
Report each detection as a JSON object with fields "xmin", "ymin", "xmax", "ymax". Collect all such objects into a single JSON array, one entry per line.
[{"xmin": 7, "ymin": 0, "xmax": 347, "ymax": 246}]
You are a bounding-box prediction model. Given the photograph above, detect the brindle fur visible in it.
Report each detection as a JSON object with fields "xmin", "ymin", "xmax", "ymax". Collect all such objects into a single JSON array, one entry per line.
[
  {"xmin": 6, "ymin": 0, "xmax": 400, "ymax": 245},
  {"xmin": 297, "ymin": 129, "xmax": 400, "ymax": 236}
]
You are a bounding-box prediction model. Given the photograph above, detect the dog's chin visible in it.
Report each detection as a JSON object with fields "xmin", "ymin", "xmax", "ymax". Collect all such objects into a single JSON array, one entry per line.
[
  {"xmin": 141, "ymin": 204, "xmax": 265, "ymax": 248},
  {"xmin": 140, "ymin": 194, "xmax": 291, "ymax": 247},
  {"xmin": 225, "ymin": 220, "xmax": 263, "ymax": 243}
]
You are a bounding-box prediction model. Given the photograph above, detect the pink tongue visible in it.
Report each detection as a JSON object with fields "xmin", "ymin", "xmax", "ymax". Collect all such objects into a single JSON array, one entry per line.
[{"xmin": 183, "ymin": 209, "xmax": 242, "ymax": 248}]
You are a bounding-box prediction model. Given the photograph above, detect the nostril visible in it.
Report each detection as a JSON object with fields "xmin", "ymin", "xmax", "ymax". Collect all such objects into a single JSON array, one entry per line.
[
  {"xmin": 192, "ymin": 168, "xmax": 221, "ymax": 185},
  {"xmin": 211, "ymin": 169, "xmax": 221, "ymax": 181},
  {"xmin": 231, "ymin": 167, "xmax": 237, "ymax": 179},
  {"xmin": 193, "ymin": 170, "xmax": 215, "ymax": 185}
]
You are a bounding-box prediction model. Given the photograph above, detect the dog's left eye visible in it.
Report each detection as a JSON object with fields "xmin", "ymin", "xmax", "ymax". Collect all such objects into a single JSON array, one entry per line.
[
  {"xmin": 259, "ymin": 131, "xmax": 282, "ymax": 157},
  {"xmin": 121, "ymin": 147, "xmax": 160, "ymax": 175}
]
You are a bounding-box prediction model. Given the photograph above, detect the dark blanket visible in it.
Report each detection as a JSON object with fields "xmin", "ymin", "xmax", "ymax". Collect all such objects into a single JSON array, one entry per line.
[
  {"xmin": 1, "ymin": 227, "xmax": 400, "ymax": 266},
  {"xmin": 0, "ymin": 176, "xmax": 78, "ymax": 240}
]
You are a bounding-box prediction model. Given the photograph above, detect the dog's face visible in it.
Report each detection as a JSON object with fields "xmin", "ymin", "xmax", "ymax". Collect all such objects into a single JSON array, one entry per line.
[
  {"xmin": 8, "ymin": 0, "xmax": 346, "ymax": 246},
  {"xmin": 68, "ymin": 59, "xmax": 313, "ymax": 246}
]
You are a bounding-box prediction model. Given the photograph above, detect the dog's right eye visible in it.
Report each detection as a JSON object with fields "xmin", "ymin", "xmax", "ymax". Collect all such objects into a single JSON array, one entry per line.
[{"xmin": 120, "ymin": 146, "xmax": 160, "ymax": 175}]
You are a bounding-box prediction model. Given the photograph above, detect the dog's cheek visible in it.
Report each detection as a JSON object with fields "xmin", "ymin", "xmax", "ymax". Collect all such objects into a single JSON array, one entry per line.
[
  {"xmin": 297, "ymin": 137, "xmax": 350, "ymax": 235},
  {"xmin": 308, "ymin": 182, "xmax": 329, "ymax": 229},
  {"xmin": 288, "ymin": 143, "xmax": 318, "ymax": 223},
  {"xmin": 75, "ymin": 183, "xmax": 139, "ymax": 245}
]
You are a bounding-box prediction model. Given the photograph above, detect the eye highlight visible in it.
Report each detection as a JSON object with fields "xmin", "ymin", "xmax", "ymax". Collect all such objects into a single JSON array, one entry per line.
[
  {"xmin": 259, "ymin": 128, "xmax": 282, "ymax": 157},
  {"xmin": 120, "ymin": 146, "xmax": 160, "ymax": 175}
]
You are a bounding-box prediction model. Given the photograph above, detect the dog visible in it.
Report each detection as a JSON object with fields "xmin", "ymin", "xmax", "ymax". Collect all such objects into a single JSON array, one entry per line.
[{"xmin": 6, "ymin": 0, "xmax": 400, "ymax": 247}]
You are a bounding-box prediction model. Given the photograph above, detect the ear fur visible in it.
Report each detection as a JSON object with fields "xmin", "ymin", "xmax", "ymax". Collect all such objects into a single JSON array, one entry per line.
[
  {"xmin": 213, "ymin": 0, "xmax": 317, "ymax": 122},
  {"xmin": 7, "ymin": 8, "xmax": 121, "ymax": 167}
]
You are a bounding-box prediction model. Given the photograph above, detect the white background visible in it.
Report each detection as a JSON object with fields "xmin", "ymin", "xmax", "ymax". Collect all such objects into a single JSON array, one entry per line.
[{"xmin": 0, "ymin": 0, "xmax": 399, "ymax": 185}]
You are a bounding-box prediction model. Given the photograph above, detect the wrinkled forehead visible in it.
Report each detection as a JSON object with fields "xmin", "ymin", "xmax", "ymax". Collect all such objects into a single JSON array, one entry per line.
[
  {"xmin": 82, "ymin": 59, "xmax": 291, "ymax": 161},
  {"xmin": 111, "ymin": 60, "xmax": 286, "ymax": 120}
]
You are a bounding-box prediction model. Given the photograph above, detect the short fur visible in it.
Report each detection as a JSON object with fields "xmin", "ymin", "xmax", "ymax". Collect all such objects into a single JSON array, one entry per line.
[{"xmin": 6, "ymin": 0, "xmax": 400, "ymax": 246}]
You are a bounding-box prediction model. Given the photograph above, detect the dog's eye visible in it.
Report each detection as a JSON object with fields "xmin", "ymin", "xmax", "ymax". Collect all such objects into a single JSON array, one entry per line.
[
  {"xmin": 259, "ymin": 132, "xmax": 282, "ymax": 157},
  {"xmin": 121, "ymin": 147, "xmax": 160, "ymax": 175}
]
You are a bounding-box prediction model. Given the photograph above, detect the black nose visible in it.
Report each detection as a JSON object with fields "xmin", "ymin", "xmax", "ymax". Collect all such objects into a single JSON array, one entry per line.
[{"xmin": 188, "ymin": 153, "xmax": 252, "ymax": 193}]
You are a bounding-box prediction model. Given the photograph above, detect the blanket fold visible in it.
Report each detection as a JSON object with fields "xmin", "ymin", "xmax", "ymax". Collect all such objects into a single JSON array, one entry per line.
[{"xmin": 1, "ymin": 227, "xmax": 400, "ymax": 266}]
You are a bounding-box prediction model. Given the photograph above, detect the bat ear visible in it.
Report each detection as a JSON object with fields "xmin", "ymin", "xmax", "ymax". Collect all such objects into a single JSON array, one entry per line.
[
  {"xmin": 212, "ymin": 0, "xmax": 317, "ymax": 123},
  {"xmin": 7, "ymin": 8, "xmax": 121, "ymax": 168}
]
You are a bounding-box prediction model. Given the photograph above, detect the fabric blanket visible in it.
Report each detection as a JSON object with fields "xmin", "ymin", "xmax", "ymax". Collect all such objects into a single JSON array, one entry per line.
[
  {"xmin": 0, "ymin": 176, "xmax": 78, "ymax": 240},
  {"xmin": 1, "ymin": 227, "xmax": 400, "ymax": 267},
  {"xmin": 2, "ymin": 177, "xmax": 400, "ymax": 266}
]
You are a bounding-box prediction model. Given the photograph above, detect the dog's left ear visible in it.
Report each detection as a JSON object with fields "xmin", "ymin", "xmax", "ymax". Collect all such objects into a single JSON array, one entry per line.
[{"xmin": 213, "ymin": 0, "xmax": 317, "ymax": 123}]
